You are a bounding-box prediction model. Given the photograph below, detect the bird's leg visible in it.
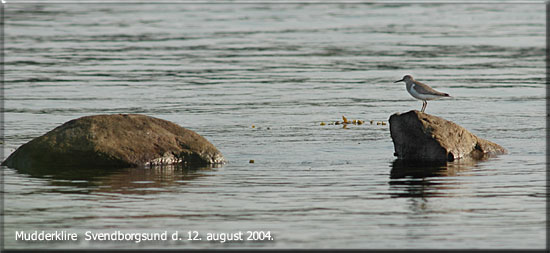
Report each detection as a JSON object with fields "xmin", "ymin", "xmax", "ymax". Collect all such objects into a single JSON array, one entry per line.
[{"xmin": 421, "ymin": 101, "xmax": 427, "ymax": 112}]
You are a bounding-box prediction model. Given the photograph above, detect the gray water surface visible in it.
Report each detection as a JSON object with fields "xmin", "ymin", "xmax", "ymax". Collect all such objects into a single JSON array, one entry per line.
[{"xmin": 3, "ymin": 3, "xmax": 546, "ymax": 249}]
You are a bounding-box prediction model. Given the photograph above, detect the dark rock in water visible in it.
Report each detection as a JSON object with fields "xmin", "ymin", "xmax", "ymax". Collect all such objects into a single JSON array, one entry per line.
[
  {"xmin": 389, "ymin": 110, "xmax": 507, "ymax": 162},
  {"xmin": 2, "ymin": 114, "xmax": 226, "ymax": 170}
]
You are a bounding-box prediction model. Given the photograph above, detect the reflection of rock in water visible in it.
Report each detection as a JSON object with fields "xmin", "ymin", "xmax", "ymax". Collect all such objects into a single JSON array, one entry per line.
[
  {"xmin": 390, "ymin": 160, "xmax": 447, "ymax": 179},
  {"xmin": 92, "ymin": 165, "xmax": 219, "ymax": 195},
  {"xmin": 12, "ymin": 164, "xmax": 220, "ymax": 195},
  {"xmin": 388, "ymin": 159, "xmax": 477, "ymax": 199}
]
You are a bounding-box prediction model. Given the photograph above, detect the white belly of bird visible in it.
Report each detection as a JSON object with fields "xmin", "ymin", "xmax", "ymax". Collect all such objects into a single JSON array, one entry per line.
[{"xmin": 408, "ymin": 84, "xmax": 444, "ymax": 101}]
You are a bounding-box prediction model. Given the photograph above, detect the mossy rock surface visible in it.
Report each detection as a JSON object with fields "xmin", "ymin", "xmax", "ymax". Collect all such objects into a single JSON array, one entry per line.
[{"xmin": 2, "ymin": 114, "xmax": 226, "ymax": 171}]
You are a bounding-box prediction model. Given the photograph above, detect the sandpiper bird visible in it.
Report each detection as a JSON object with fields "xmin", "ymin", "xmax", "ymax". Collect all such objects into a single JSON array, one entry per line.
[{"xmin": 394, "ymin": 75, "xmax": 450, "ymax": 113}]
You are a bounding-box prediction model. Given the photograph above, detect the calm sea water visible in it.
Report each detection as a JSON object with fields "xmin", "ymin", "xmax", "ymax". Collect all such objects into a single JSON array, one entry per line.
[{"xmin": 3, "ymin": 3, "xmax": 546, "ymax": 249}]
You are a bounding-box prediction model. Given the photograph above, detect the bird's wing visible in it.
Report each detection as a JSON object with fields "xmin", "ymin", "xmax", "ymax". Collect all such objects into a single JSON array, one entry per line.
[{"xmin": 413, "ymin": 81, "xmax": 448, "ymax": 96}]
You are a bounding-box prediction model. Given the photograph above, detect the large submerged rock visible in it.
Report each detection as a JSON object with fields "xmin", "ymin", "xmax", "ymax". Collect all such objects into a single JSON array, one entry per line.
[
  {"xmin": 2, "ymin": 114, "xmax": 226, "ymax": 170},
  {"xmin": 389, "ymin": 110, "xmax": 506, "ymax": 162}
]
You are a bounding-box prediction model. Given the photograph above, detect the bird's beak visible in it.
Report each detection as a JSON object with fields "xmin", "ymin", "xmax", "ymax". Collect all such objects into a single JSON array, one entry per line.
[{"xmin": 394, "ymin": 78, "xmax": 404, "ymax": 83}]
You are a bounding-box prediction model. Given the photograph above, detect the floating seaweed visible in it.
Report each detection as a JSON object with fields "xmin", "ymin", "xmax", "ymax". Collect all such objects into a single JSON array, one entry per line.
[{"xmin": 320, "ymin": 115, "xmax": 371, "ymax": 127}]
